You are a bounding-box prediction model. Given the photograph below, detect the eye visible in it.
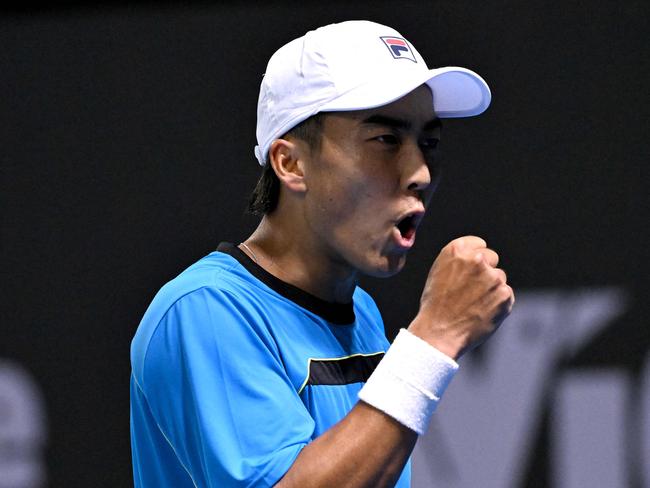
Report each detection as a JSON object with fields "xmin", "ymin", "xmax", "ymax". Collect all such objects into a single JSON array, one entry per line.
[
  {"xmin": 375, "ymin": 134, "xmax": 399, "ymax": 145},
  {"xmin": 419, "ymin": 137, "xmax": 440, "ymax": 150}
]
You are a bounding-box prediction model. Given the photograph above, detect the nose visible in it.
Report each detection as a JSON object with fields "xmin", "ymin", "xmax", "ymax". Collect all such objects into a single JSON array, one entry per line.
[{"xmin": 402, "ymin": 143, "xmax": 431, "ymax": 193}]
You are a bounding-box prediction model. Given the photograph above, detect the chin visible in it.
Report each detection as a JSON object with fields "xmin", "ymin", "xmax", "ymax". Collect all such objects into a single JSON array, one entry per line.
[{"xmin": 363, "ymin": 252, "xmax": 408, "ymax": 278}]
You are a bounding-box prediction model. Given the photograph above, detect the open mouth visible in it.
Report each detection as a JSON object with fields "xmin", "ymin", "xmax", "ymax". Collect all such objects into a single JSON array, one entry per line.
[
  {"xmin": 396, "ymin": 214, "xmax": 417, "ymax": 240},
  {"xmin": 393, "ymin": 209, "xmax": 424, "ymax": 247}
]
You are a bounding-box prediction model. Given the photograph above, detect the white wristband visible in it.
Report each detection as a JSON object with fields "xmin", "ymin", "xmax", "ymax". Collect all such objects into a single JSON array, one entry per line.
[{"xmin": 358, "ymin": 328, "xmax": 459, "ymax": 435}]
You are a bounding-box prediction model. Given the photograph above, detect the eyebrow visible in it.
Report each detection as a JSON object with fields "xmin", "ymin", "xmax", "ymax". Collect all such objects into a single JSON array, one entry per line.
[{"xmin": 361, "ymin": 114, "xmax": 442, "ymax": 131}]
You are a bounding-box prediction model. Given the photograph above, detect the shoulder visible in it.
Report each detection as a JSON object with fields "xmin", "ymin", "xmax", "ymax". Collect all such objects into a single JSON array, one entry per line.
[
  {"xmin": 130, "ymin": 251, "xmax": 264, "ymax": 383},
  {"xmin": 353, "ymin": 286, "xmax": 378, "ymax": 310},
  {"xmin": 136, "ymin": 251, "xmax": 244, "ymax": 328},
  {"xmin": 352, "ymin": 286, "xmax": 383, "ymax": 326}
]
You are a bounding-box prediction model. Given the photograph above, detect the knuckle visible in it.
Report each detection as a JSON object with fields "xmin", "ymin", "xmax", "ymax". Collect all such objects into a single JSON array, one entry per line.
[
  {"xmin": 488, "ymin": 268, "xmax": 506, "ymax": 285},
  {"xmin": 498, "ymin": 268, "xmax": 508, "ymax": 283},
  {"xmin": 508, "ymin": 285, "xmax": 515, "ymax": 301},
  {"xmin": 444, "ymin": 240, "xmax": 461, "ymax": 257},
  {"xmin": 470, "ymin": 235, "xmax": 488, "ymax": 248},
  {"xmin": 453, "ymin": 235, "xmax": 486, "ymax": 249},
  {"xmin": 498, "ymin": 283, "xmax": 512, "ymax": 300}
]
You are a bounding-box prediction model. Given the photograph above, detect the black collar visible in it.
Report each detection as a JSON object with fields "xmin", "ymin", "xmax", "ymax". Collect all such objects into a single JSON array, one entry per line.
[{"xmin": 216, "ymin": 242, "xmax": 356, "ymax": 325}]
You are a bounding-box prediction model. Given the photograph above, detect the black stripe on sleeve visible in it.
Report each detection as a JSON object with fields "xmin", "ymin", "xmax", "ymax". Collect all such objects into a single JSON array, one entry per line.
[{"xmin": 306, "ymin": 353, "xmax": 384, "ymax": 388}]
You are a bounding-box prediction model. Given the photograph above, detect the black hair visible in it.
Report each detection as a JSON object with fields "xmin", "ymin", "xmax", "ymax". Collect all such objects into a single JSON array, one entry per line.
[{"xmin": 247, "ymin": 113, "xmax": 325, "ymax": 215}]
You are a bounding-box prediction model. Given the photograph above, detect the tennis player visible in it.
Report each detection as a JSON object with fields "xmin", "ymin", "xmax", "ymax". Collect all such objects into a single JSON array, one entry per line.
[{"xmin": 130, "ymin": 20, "xmax": 514, "ymax": 487}]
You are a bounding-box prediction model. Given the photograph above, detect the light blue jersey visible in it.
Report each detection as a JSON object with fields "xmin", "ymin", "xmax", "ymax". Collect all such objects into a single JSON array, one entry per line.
[{"xmin": 130, "ymin": 243, "xmax": 411, "ymax": 487}]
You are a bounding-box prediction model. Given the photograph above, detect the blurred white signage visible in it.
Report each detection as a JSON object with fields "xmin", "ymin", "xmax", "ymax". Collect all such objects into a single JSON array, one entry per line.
[
  {"xmin": 0, "ymin": 361, "xmax": 47, "ymax": 488},
  {"xmin": 413, "ymin": 287, "xmax": 648, "ymax": 488}
]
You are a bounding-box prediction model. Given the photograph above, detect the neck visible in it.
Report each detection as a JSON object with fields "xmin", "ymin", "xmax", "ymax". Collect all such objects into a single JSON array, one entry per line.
[{"xmin": 242, "ymin": 215, "xmax": 358, "ymax": 303}]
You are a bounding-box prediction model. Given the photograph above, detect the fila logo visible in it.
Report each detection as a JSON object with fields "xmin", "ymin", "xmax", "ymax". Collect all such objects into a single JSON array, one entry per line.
[{"xmin": 380, "ymin": 36, "xmax": 417, "ymax": 62}]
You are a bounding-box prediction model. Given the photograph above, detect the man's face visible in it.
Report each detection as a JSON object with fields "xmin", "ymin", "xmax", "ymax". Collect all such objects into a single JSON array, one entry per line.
[{"xmin": 301, "ymin": 84, "xmax": 442, "ymax": 277}]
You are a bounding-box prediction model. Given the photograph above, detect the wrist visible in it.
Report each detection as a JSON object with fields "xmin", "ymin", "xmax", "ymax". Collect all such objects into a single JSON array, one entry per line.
[
  {"xmin": 407, "ymin": 318, "xmax": 463, "ymax": 361},
  {"xmin": 358, "ymin": 329, "xmax": 459, "ymax": 435}
]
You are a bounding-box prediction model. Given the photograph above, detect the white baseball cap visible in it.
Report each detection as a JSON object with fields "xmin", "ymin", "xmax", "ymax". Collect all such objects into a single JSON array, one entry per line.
[{"xmin": 254, "ymin": 20, "xmax": 491, "ymax": 165}]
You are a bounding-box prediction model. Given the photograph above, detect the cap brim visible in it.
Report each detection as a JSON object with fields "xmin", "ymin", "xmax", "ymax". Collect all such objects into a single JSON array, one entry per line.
[
  {"xmin": 425, "ymin": 67, "xmax": 491, "ymax": 117},
  {"xmin": 319, "ymin": 66, "xmax": 491, "ymax": 118}
]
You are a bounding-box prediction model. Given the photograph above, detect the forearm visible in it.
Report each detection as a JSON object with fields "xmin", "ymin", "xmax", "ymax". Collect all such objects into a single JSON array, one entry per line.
[
  {"xmin": 278, "ymin": 236, "xmax": 515, "ymax": 487},
  {"xmin": 276, "ymin": 401, "xmax": 417, "ymax": 488}
]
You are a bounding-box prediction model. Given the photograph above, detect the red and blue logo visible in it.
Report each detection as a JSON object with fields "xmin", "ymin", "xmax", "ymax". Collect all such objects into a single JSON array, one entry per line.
[{"xmin": 380, "ymin": 36, "xmax": 417, "ymax": 63}]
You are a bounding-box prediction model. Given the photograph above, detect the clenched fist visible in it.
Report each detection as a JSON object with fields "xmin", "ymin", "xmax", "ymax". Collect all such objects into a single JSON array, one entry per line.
[{"xmin": 408, "ymin": 236, "xmax": 514, "ymax": 360}]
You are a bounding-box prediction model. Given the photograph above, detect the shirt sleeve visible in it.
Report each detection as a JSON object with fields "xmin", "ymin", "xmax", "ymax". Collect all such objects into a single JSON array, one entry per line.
[{"xmin": 139, "ymin": 286, "xmax": 315, "ymax": 487}]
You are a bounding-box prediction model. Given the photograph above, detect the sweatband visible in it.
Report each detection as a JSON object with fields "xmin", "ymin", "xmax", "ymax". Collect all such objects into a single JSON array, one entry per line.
[{"xmin": 358, "ymin": 328, "xmax": 459, "ymax": 435}]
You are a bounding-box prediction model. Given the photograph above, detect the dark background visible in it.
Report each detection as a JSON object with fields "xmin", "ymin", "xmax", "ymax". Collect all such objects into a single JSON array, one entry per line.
[{"xmin": 2, "ymin": 1, "xmax": 649, "ymax": 486}]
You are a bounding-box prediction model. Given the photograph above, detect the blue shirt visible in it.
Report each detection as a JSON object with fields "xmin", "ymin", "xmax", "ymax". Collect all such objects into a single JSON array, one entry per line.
[{"xmin": 130, "ymin": 243, "xmax": 410, "ymax": 487}]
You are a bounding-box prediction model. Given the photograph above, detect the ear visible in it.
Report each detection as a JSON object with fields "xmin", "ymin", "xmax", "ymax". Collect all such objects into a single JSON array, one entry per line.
[{"xmin": 268, "ymin": 138, "xmax": 308, "ymax": 193}]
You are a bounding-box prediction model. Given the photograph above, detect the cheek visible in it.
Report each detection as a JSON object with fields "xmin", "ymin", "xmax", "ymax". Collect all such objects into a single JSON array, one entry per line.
[
  {"xmin": 315, "ymin": 179, "xmax": 367, "ymax": 227},
  {"xmin": 327, "ymin": 185, "xmax": 394, "ymax": 253},
  {"xmin": 310, "ymin": 165, "xmax": 370, "ymax": 221},
  {"xmin": 330, "ymin": 174, "xmax": 391, "ymax": 221},
  {"xmin": 307, "ymin": 145, "xmax": 399, "ymax": 238}
]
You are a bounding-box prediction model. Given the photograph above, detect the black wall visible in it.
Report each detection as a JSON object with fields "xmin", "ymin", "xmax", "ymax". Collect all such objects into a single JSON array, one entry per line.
[{"xmin": 2, "ymin": 2, "xmax": 649, "ymax": 486}]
